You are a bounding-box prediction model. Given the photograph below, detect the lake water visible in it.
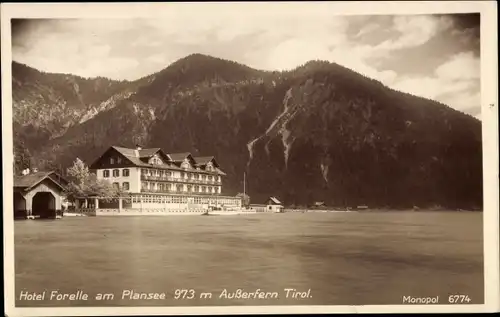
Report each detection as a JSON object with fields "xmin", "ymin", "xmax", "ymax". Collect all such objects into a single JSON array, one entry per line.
[{"xmin": 14, "ymin": 211, "xmax": 483, "ymax": 307}]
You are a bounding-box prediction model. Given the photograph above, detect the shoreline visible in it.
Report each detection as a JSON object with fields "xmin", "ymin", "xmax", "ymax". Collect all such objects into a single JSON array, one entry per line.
[
  {"xmin": 285, "ymin": 208, "xmax": 482, "ymax": 213},
  {"xmin": 19, "ymin": 209, "xmax": 482, "ymax": 220}
]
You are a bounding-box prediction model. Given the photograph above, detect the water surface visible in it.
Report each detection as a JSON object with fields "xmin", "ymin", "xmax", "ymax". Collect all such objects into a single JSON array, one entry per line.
[{"xmin": 14, "ymin": 211, "xmax": 483, "ymax": 306}]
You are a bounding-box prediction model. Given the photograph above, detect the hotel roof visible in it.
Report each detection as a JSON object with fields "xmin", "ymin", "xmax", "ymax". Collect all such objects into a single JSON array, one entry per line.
[
  {"xmin": 137, "ymin": 148, "xmax": 161, "ymax": 158},
  {"xmin": 97, "ymin": 146, "xmax": 226, "ymax": 175},
  {"xmin": 168, "ymin": 152, "xmax": 192, "ymax": 162},
  {"xmin": 112, "ymin": 146, "xmax": 161, "ymax": 159},
  {"xmin": 112, "ymin": 146, "xmax": 150, "ymax": 165},
  {"xmin": 193, "ymin": 156, "xmax": 214, "ymax": 165}
]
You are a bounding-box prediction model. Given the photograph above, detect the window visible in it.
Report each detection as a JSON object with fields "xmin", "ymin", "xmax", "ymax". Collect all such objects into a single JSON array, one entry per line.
[
  {"xmin": 181, "ymin": 172, "xmax": 185, "ymax": 178},
  {"xmin": 103, "ymin": 170, "xmax": 110, "ymax": 178},
  {"xmin": 202, "ymin": 186, "xmax": 206, "ymax": 192},
  {"xmin": 123, "ymin": 169, "xmax": 130, "ymax": 177},
  {"xmin": 117, "ymin": 157, "xmax": 122, "ymax": 164},
  {"xmin": 110, "ymin": 157, "xmax": 115, "ymax": 164},
  {"xmin": 187, "ymin": 185, "xmax": 192, "ymax": 192},
  {"xmin": 194, "ymin": 185, "xmax": 199, "ymax": 192},
  {"xmin": 150, "ymin": 155, "xmax": 163, "ymax": 165},
  {"xmin": 122, "ymin": 182, "xmax": 130, "ymax": 191},
  {"xmin": 113, "ymin": 182, "xmax": 119, "ymax": 189},
  {"xmin": 176, "ymin": 184, "xmax": 183, "ymax": 192},
  {"xmin": 113, "ymin": 169, "xmax": 120, "ymax": 177}
]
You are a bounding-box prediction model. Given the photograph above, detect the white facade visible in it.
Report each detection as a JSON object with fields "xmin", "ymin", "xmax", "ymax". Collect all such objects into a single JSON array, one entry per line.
[
  {"xmin": 267, "ymin": 204, "xmax": 284, "ymax": 213},
  {"xmin": 129, "ymin": 194, "xmax": 241, "ymax": 210},
  {"xmin": 89, "ymin": 146, "xmax": 242, "ymax": 213},
  {"xmin": 96, "ymin": 167, "xmax": 141, "ymax": 193},
  {"xmin": 95, "ymin": 166, "xmax": 224, "ymax": 195}
]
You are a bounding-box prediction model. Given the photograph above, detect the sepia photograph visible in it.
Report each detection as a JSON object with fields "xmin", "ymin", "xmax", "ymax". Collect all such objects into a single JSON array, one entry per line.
[{"xmin": 2, "ymin": 1, "xmax": 499, "ymax": 316}]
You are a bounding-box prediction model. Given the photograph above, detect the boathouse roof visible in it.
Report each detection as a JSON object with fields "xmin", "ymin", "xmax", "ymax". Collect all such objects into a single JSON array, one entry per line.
[{"xmin": 14, "ymin": 171, "xmax": 67, "ymax": 191}]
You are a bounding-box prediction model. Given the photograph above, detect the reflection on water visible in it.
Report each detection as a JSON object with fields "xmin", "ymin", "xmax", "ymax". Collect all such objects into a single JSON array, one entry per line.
[{"xmin": 14, "ymin": 212, "xmax": 483, "ymax": 307}]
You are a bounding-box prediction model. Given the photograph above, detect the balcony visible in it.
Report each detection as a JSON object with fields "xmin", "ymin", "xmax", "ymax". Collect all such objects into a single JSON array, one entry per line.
[
  {"xmin": 186, "ymin": 178, "xmax": 221, "ymax": 185},
  {"xmin": 141, "ymin": 175, "xmax": 175, "ymax": 181},
  {"xmin": 140, "ymin": 188, "xmax": 221, "ymax": 195},
  {"xmin": 141, "ymin": 188, "xmax": 173, "ymax": 194},
  {"xmin": 141, "ymin": 174, "xmax": 221, "ymax": 184}
]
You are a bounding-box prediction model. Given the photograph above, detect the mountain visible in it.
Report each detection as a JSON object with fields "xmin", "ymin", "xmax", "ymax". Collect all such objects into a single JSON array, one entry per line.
[
  {"xmin": 12, "ymin": 54, "xmax": 483, "ymax": 209},
  {"xmin": 12, "ymin": 61, "xmax": 155, "ymax": 152}
]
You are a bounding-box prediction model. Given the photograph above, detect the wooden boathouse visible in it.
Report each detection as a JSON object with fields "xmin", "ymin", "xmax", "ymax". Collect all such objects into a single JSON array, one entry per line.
[{"xmin": 13, "ymin": 171, "xmax": 68, "ymax": 219}]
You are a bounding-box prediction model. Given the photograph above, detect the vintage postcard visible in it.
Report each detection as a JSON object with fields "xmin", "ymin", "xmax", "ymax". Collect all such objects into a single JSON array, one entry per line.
[{"xmin": 2, "ymin": 1, "xmax": 499, "ymax": 316}]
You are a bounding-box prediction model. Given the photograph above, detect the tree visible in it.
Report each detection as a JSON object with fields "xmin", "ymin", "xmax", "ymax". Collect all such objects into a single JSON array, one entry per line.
[
  {"xmin": 236, "ymin": 192, "xmax": 250, "ymax": 207},
  {"xmin": 65, "ymin": 158, "xmax": 120, "ymax": 201},
  {"xmin": 13, "ymin": 141, "xmax": 32, "ymax": 175}
]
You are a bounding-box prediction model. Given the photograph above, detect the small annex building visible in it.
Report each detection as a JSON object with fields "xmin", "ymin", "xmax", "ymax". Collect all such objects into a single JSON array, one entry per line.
[
  {"xmin": 250, "ymin": 196, "xmax": 285, "ymax": 213},
  {"xmin": 266, "ymin": 196, "xmax": 284, "ymax": 213},
  {"xmin": 13, "ymin": 171, "xmax": 68, "ymax": 219}
]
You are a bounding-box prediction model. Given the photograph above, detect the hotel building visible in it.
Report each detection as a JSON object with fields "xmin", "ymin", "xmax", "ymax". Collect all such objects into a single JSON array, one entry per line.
[{"xmin": 88, "ymin": 145, "xmax": 242, "ymax": 212}]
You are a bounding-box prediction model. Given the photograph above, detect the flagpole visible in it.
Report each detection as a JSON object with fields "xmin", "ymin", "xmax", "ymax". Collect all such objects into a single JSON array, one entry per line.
[{"xmin": 243, "ymin": 172, "xmax": 246, "ymax": 208}]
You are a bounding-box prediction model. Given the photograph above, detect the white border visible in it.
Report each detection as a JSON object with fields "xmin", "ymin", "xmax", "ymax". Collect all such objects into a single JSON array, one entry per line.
[{"xmin": 2, "ymin": 1, "xmax": 498, "ymax": 316}]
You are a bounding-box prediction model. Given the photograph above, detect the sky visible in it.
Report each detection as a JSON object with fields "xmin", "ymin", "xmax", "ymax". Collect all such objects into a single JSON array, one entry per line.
[{"xmin": 11, "ymin": 10, "xmax": 481, "ymax": 119}]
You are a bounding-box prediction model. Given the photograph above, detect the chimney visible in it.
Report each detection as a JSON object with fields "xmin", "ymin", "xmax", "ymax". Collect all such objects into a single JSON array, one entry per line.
[{"xmin": 135, "ymin": 144, "xmax": 142, "ymax": 150}]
